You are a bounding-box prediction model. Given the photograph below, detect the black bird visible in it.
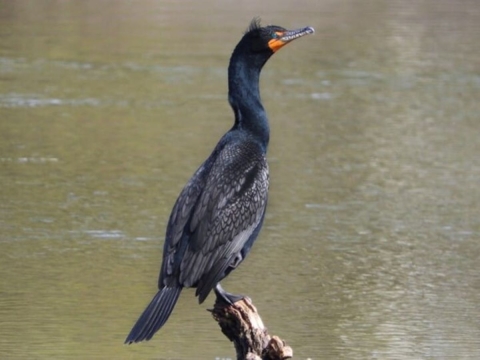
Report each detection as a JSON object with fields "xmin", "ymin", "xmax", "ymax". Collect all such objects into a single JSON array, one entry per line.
[{"xmin": 125, "ymin": 18, "xmax": 314, "ymax": 344}]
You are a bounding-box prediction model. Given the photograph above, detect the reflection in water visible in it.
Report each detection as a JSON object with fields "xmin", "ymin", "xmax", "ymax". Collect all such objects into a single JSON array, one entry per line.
[{"xmin": 1, "ymin": 0, "xmax": 479, "ymax": 359}]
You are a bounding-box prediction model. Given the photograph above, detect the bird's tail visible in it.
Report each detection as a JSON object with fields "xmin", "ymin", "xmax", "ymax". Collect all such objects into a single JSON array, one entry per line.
[{"xmin": 124, "ymin": 287, "xmax": 182, "ymax": 344}]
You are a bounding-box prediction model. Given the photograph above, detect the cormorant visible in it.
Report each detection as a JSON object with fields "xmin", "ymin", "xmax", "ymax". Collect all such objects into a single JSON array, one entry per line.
[{"xmin": 125, "ymin": 18, "xmax": 314, "ymax": 344}]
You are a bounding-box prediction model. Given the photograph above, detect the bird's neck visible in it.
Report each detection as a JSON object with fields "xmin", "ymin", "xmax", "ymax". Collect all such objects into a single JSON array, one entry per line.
[{"xmin": 228, "ymin": 54, "xmax": 270, "ymax": 150}]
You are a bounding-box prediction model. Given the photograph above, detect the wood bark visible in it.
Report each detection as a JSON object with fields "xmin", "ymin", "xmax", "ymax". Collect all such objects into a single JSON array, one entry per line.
[{"xmin": 210, "ymin": 296, "xmax": 293, "ymax": 360}]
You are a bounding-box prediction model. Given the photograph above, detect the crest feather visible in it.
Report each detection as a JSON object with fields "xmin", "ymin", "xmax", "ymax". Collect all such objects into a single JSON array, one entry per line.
[{"xmin": 246, "ymin": 17, "xmax": 262, "ymax": 33}]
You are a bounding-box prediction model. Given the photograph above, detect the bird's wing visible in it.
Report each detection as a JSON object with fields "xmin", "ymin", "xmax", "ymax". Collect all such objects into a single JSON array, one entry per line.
[
  {"xmin": 159, "ymin": 157, "xmax": 212, "ymax": 287},
  {"xmin": 178, "ymin": 141, "xmax": 269, "ymax": 289}
]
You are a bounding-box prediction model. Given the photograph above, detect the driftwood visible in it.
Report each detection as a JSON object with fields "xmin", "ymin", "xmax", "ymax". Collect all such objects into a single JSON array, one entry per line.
[{"xmin": 210, "ymin": 296, "xmax": 293, "ymax": 360}]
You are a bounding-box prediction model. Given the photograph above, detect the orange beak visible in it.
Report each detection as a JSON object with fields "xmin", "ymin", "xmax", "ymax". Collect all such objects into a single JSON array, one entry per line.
[{"xmin": 268, "ymin": 26, "xmax": 315, "ymax": 52}]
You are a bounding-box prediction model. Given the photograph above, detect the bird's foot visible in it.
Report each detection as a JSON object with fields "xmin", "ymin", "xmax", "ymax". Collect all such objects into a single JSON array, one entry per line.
[{"xmin": 214, "ymin": 283, "xmax": 245, "ymax": 305}]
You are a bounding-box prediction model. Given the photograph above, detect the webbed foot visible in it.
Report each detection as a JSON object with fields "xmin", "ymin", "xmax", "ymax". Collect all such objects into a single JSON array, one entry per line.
[{"xmin": 214, "ymin": 283, "xmax": 245, "ymax": 305}]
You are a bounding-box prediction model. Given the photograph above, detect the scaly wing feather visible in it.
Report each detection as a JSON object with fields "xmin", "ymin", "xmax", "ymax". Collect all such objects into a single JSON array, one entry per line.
[{"xmin": 180, "ymin": 141, "xmax": 268, "ymax": 289}]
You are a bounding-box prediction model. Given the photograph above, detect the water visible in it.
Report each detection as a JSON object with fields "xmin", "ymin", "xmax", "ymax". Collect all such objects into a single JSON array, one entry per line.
[{"xmin": 1, "ymin": 0, "xmax": 480, "ymax": 359}]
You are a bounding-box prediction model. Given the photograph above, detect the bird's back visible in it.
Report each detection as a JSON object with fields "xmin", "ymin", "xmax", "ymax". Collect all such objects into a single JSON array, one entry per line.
[{"xmin": 159, "ymin": 131, "xmax": 269, "ymax": 301}]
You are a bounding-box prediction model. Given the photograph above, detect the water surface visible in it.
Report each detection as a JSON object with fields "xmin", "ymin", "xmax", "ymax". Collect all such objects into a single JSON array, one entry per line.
[{"xmin": 1, "ymin": 1, "xmax": 479, "ymax": 359}]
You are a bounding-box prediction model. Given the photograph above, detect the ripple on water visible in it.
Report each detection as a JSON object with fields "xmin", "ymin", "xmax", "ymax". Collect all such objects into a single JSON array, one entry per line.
[
  {"xmin": 0, "ymin": 157, "xmax": 59, "ymax": 163},
  {"xmin": 83, "ymin": 230, "xmax": 125, "ymax": 239},
  {"xmin": 0, "ymin": 93, "xmax": 102, "ymax": 108}
]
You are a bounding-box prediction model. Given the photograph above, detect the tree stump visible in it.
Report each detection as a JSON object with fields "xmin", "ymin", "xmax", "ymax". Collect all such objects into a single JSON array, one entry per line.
[{"xmin": 210, "ymin": 296, "xmax": 293, "ymax": 360}]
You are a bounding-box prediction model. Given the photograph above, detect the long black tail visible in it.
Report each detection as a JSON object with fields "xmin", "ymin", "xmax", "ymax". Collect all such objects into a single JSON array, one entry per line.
[{"xmin": 125, "ymin": 287, "xmax": 182, "ymax": 344}]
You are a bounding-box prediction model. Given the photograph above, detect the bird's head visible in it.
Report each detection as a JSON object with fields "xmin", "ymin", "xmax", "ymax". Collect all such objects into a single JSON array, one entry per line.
[{"xmin": 243, "ymin": 18, "xmax": 315, "ymax": 55}]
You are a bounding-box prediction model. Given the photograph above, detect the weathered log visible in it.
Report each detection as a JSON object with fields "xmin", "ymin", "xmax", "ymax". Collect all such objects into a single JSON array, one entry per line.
[{"xmin": 210, "ymin": 296, "xmax": 293, "ymax": 360}]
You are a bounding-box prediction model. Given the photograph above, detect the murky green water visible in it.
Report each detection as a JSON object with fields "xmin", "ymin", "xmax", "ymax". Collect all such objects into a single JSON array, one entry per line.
[{"xmin": 1, "ymin": 1, "xmax": 480, "ymax": 359}]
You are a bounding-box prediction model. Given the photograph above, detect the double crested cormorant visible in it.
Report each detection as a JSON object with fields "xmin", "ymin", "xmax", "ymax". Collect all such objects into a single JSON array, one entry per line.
[{"xmin": 125, "ymin": 18, "xmax": 314, "ymax": 344}]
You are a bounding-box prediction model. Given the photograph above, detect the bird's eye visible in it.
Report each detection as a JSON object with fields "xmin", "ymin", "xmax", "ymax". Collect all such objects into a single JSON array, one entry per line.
[{"xmin": 271, "ymin": 31, "xmax": 284, "ymax": 40}]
